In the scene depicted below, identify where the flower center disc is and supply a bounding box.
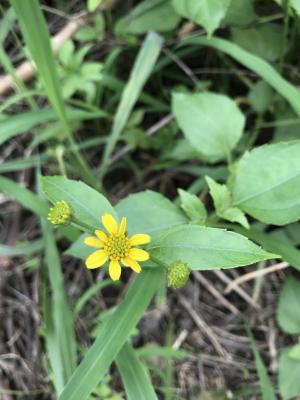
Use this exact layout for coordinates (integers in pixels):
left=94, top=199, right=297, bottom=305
left=104, top=234, right=131, bottom=260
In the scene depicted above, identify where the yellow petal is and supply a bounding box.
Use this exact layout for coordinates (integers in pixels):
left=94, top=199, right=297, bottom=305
left=129, top=248, right=149, bottom=261
left=122, top=257, right=141, bottom=273
left=119, top=217, right=127, bottom=235
left=109, top=260, right=121, bottom=281
left=130, top=234, right=151, bottom=246
left=84, top=236, right=104, bottom=248
left=95, top=230, right=108, bottom=242
left=86, top=250, right=108, bottom=269
left=102, top=214, right=118, bottom=234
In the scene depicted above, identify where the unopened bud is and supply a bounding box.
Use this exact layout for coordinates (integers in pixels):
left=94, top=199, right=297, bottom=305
left=48, top=200, right=72, bottom=225
left=167, top=260, right=191, bottom=289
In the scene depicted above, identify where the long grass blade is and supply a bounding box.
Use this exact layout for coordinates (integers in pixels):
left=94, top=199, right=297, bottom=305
left=10, top=0, right=97, bottom=186
left=247, top=328, right=276, bottom=400
left=59, top=268, right=163, bottom=400
left=100, top=31, right=164, bottom=178
left=183, top=36, right=300, bottom=116
left=116, top=342, right=158, bottom=400
left=41, top=219, right=76, bottom=393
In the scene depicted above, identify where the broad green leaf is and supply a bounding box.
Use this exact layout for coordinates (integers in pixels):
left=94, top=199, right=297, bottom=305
left=59, top=269, right=163, bottom=400
left=248, top=81, right=274, bottom=114
left=0, top=107, right=107, bottom=146
left=172, top=0, right=231, bottom=36
left=279, top=348, right=300, bottom=400
left=116, top=0, right=180, bottom=35
left=181, top=37, right=300, bottom=117
left=289, top=343, right=300, bottom=361
left=41, top=220, right=76, bottom=393
left=0, top=239, right=44, bottom=256
left=116, top=342, right=158, bottom=400
left=116, top=190, right=187, bottom=237
left=231, top=24, right=283, bottom=61
left=277, top=276, right=300, bottom=334
left=149, top=225, right=276, bottom=270
left=232, top=142, right=300, bottom=225
left=42, top=176, right=115, bottom=229
left=178, top=189, right=207, bottom=224
left=248, top=329, right=276, bottom=400
left=206, top=176, right=249, bottom=229
left=172, top=92, right=245, bottom=161
left=223, top=0, right=257, bottom=26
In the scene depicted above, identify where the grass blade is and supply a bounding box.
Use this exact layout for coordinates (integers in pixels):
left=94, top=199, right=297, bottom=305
left=0, top=239, right=44, bottom=256
left=41, top=219, right=76, bottom=393
left=100, top=31, right=164, bottom=178
left=183, top=36, right=300, bottom=116
left=59, top=268, right=163, bottom=400
left=116, top=342, right=158, bottom=400
left=0, top=176, right=48, bottom=217
left=0, top=108, right=108, bottom=146
left=10, top=0, right=97, bottom=186
left=247, top=328, right=276, bottom=400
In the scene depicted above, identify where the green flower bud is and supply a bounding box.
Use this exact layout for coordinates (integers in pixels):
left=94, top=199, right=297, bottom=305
left=167, top=260, right=191, bottom=289
left=48, top=200, right=72, bottom=225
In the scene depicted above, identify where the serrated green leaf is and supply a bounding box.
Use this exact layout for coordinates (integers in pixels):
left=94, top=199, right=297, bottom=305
left=232, top=142, right=300, bottom=225
left=206, top=176, right=249, bottom=229
left=149, top=225, right=277, bottom=270
left=172, top=0, right=231, bottom=36
left=279, top=347, right=300, bottom=400
left=42, top=176, right=115, bottom=229
left=178, top=189, right=207, bottom=224
left=116, top=190, right=187, bottom=237
left=172, top=92, right=245, bottom=161
left=277, top=276, right=300, bottom=334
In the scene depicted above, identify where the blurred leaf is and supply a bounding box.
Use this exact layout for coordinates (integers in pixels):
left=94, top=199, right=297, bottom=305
left=232, top=142, right=300, bottom=225
left=206, top=176, right=249, bottom=229
left=277, top=276, right=300, bottom=334
left=42, top=176, right=116, bottom=229
left=116, top=342, right=158, bottom=400
left=116, top=0, right=180, bottom=34
left=88, top=0, right=103, bottom=12
left=178, top=189, right=207, bottom=224
left=248, top=329, right=276, bottom=400
left=0, top=239, right=44, bottom=256
left=288, top=343, right=300, bottom=361
left=248, top=81, right=274, bottom=114
left=231, top=24, right=284, bottom=61
left=172, top=0, right=231, bottom=36
left=279, top=347, right=300, bottom=400
left=223, top=0, right=257, bottom=26
left=172, top=92, right=245, bottom=161
left=0, top=107, right=107, bottom=146
left=58, top=269, right=163, bottom=400
left=116, top=190, right=187, bottom=238
left=149, top=225, right=277, bottom=270
left=182, top=37, right=300, bottom=117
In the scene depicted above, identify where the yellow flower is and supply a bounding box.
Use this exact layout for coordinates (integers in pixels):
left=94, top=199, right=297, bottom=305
left=48, top=200, right=72, bottom=225
left=84, top=214, right=151, bottom=281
